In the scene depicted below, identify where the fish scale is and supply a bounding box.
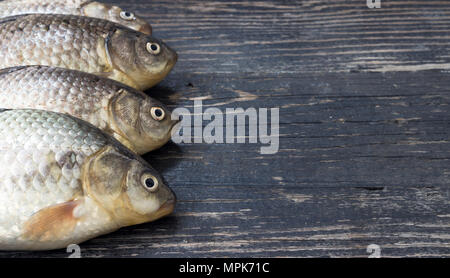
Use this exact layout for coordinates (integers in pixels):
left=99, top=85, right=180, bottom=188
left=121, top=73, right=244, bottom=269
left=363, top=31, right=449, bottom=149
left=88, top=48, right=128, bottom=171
left=0, top=0, right=87, bottom=14
left=0, top=109, right=176, bottom=250
left=0, top=14, right=177, bottom=90
left=0, top=0, right=152, bottom=34
left=0, top=66, right=178, bottom=154
left=0, top=110, right=108, bottom=237
left=0, top=14, right=113, bottom=73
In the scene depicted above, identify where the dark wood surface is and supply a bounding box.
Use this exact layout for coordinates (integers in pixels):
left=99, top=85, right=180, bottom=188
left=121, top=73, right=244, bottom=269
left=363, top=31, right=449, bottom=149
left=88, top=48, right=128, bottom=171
left=2, top=0, right=450, bottom=258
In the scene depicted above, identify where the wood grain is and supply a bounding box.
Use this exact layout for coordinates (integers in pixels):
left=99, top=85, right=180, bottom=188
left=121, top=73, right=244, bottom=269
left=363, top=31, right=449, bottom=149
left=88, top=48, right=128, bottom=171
left=1, top=0, right=450, bottom=257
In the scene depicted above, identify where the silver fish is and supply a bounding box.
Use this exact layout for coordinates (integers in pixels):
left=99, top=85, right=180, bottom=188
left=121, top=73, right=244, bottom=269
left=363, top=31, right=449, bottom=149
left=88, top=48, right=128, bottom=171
left=0, top=0, right=152, bottom=34
left=0, top=66, right=178, bottom=154
left=0, top=109, right=176, bottom=250
left=0, top=14, right=177, bottom=90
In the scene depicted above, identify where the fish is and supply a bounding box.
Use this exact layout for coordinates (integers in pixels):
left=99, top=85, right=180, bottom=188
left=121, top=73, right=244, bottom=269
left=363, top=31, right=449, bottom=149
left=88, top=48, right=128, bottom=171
left=0, top=14, right=178, bottom=90
left=0, top=0, right=152, bottom=34
left=0, top=109, right=176, bottom=251
left=0, top=66, right=179, bottom=154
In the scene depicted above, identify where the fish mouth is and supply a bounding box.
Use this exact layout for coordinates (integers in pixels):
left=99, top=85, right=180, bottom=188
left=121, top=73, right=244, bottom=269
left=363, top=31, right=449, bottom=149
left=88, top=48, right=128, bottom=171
left=139, top=24, right=152, bottom=35
left=156, top=198, right=176, bottom=218
left=143, top=197, right=175, bottom=223
left=164, top=60, right=176, bottom=73
left=172, top=51, right=178, bottom=64
left=165, top=51, right=178, bottom=71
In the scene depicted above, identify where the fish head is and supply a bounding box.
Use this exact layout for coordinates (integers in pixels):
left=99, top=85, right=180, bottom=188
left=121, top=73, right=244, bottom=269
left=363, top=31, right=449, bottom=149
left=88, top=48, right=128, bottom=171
left=84, top=146, right=176, bottom=227
left=109, top=89, right=179, bottom=154
left=82, top=1, right=152, bottom=34
left=107, top=30, right=178, bottom=90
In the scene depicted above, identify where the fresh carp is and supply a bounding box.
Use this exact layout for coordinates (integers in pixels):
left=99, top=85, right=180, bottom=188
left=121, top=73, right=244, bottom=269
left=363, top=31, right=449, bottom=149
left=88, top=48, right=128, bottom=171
left=0, top=0, right=152, bottom=34
left=0, top=14, right=177, bottom=90
left=0, top=66, right=178, bottom=154
left=0, top=109, right=176, bottom=250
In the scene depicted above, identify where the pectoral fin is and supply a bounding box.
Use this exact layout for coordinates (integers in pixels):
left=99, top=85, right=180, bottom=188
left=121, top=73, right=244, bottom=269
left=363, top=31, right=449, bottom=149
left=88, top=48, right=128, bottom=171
left=21, top=199, right=83, bottom=241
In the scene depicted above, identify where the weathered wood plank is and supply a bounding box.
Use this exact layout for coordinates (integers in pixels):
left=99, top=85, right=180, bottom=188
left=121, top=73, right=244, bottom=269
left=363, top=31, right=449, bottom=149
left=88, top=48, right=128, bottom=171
left=3, top=184, right=449, bottom=257
left=1, top=0, right=450, bottom=257
left=119, top=0, right=450, bottom=74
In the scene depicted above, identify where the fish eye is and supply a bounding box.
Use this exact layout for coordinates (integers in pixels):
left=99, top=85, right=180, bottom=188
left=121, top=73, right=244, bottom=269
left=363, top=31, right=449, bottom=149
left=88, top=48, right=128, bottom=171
left=120, top=11, right=135, bottom=21
left=146, top=42, right=161, bottom=55
left=151, top=107, right=165, bottom=121
left=141, top=173, right=159, bottom=192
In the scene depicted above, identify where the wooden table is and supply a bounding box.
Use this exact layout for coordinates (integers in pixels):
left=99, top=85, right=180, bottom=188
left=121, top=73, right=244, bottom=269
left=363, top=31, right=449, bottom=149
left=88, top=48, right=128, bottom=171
left=2, top=0, right=450, bottom=258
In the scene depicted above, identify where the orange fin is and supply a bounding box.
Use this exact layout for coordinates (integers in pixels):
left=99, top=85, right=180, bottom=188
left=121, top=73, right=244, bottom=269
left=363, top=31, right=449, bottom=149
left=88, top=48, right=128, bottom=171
left=21, top=200, right=82, bottom=242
